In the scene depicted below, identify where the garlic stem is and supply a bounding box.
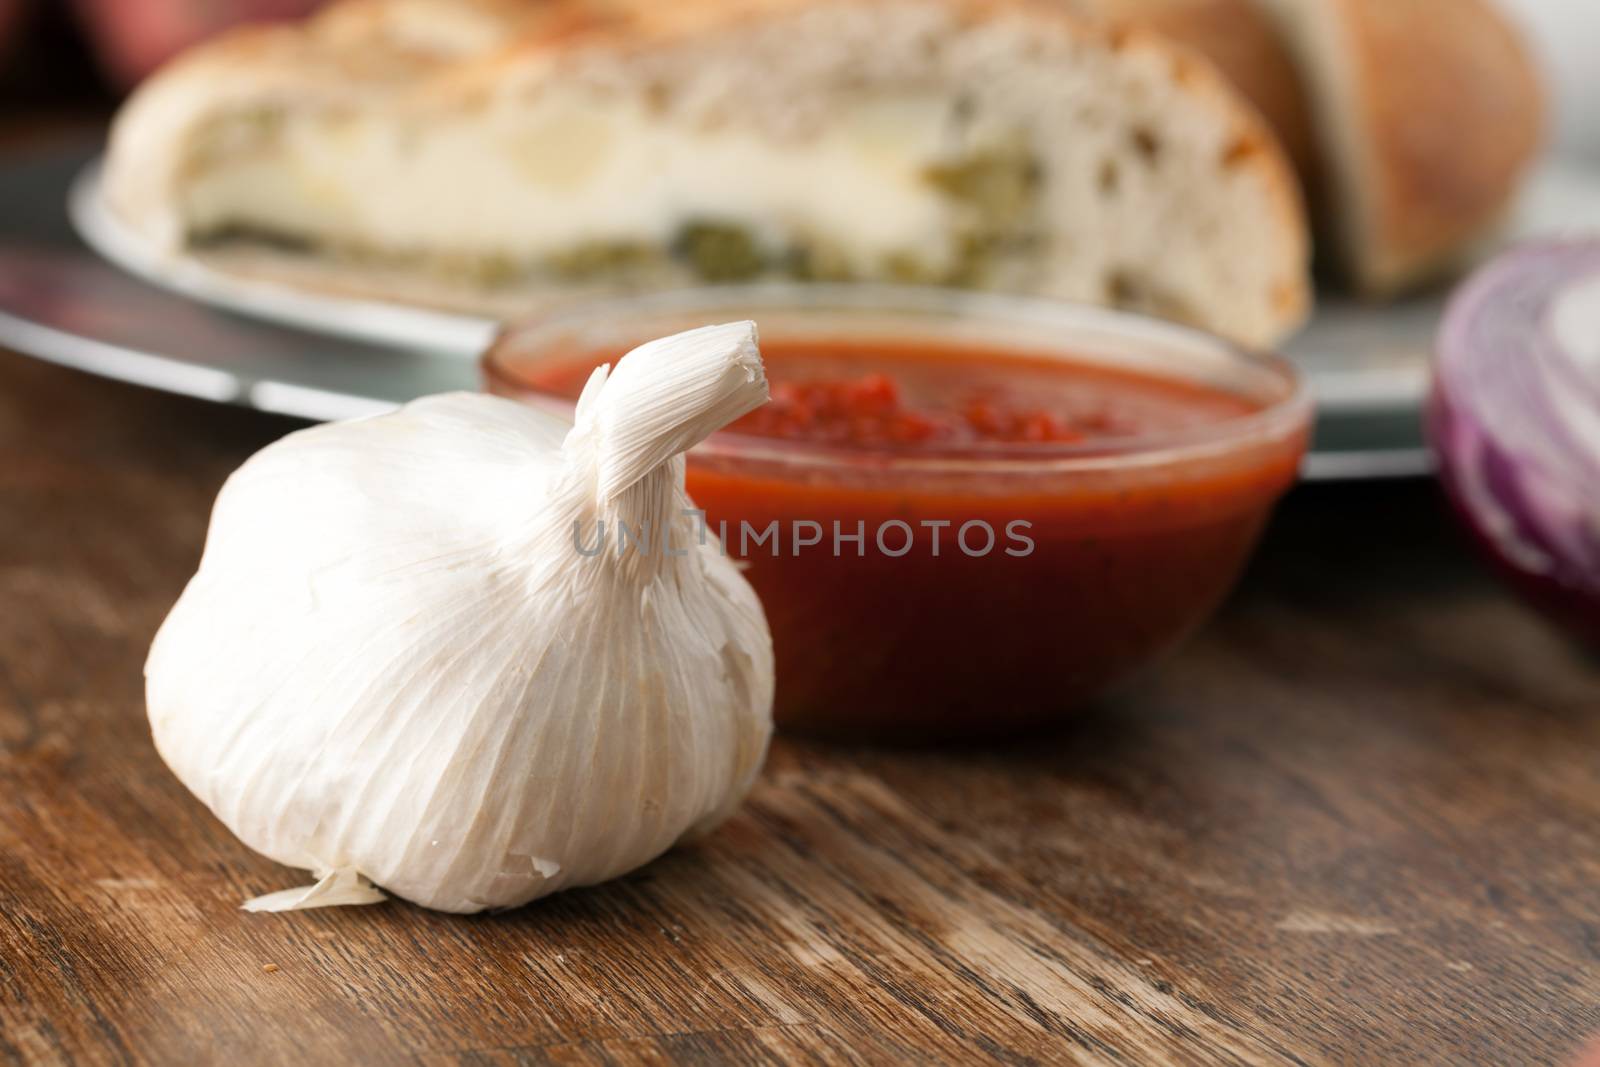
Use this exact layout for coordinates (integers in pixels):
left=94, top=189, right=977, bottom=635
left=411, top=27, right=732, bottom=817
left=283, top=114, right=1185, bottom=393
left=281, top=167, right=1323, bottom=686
left=579, top=321, right=768, bottom=505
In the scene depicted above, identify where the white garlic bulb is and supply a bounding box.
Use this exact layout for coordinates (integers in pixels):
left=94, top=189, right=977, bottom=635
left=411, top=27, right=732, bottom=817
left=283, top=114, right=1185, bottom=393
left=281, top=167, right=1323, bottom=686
left=146, top=322, right=774, bottom=914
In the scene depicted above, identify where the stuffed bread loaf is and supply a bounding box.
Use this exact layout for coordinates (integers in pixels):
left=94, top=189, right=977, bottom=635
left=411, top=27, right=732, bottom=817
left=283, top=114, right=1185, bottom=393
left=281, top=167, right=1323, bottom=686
left=103, top=0, right=1312, bottom=346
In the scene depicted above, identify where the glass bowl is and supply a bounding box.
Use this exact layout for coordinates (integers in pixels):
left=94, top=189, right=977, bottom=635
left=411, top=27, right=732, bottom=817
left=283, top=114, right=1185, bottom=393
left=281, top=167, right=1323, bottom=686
left=485, top=286, right=1312, bottom=742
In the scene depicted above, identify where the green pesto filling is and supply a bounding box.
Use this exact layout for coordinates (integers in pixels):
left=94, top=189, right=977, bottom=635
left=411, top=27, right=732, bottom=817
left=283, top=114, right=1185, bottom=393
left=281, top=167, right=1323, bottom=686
left=919, top=144, right=1046, bottom=287
left=671, top=221, right=768, bottom=282
left=189, top=144, right=1053, bottom=291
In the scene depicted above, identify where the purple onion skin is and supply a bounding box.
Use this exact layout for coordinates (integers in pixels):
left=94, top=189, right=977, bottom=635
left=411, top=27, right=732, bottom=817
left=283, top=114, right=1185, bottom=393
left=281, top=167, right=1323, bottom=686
left=1429, top=242, right=1600, bottom=649
left=1430, top=384, right=1600, bottom=647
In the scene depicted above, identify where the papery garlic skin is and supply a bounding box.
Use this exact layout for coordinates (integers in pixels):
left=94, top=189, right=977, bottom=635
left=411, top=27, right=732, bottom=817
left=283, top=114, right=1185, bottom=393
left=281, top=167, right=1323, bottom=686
left=145, top=323, right=774, bottom=914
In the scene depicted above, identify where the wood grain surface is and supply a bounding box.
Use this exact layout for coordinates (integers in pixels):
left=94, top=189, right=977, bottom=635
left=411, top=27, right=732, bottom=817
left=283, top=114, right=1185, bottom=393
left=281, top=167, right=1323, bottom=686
left=3, top=347, right=1600, bottom=1066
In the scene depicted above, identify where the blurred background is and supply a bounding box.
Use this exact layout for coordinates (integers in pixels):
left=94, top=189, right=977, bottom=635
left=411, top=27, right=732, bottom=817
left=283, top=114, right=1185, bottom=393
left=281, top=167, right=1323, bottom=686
left=1501, top=0, right=1600, bottom=164
left=0, top=0, right=1594, bottom=162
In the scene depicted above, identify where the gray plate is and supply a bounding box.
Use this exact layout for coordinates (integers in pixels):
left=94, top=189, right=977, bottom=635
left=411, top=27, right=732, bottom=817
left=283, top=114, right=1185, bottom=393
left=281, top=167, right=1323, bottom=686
left=0, top=140, right=472, bottom=419
left=11, top=138, right=1594, bottom=478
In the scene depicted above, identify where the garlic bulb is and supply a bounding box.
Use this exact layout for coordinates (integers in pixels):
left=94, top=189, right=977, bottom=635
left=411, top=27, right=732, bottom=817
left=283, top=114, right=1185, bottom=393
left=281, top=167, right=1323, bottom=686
left=145, top=322, right=774, bottom=914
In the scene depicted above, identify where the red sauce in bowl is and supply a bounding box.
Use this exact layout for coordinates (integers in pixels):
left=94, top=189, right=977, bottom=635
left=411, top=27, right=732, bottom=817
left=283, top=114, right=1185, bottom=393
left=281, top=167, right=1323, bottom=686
left=537, top=340, right=1259, bottom=449
left=499, top=329, right=1309, bottom=742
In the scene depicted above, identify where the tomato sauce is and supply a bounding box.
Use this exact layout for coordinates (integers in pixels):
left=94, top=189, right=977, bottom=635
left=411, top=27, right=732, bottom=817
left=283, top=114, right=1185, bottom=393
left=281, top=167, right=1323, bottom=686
left=513, top=337, right=1306, bottom=742
left=533, top=340, right=1259, bottom=450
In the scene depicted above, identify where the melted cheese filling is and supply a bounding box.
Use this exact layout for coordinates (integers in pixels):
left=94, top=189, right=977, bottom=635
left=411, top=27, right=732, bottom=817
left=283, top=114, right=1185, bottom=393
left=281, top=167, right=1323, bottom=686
left=182, top=95, right=969, bottom=278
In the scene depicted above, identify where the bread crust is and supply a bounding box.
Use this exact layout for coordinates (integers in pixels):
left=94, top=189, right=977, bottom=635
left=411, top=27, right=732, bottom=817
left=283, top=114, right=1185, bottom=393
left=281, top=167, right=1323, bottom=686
left=102, top=0, right=1311, bottom=343
left=104, top=0, right=617, bottom=244
left=1333, top=0, right=1544, bottom=296
left=1075, top=0, right=1543, bottom=296
left=1061, top=0, right=1319, bottom=187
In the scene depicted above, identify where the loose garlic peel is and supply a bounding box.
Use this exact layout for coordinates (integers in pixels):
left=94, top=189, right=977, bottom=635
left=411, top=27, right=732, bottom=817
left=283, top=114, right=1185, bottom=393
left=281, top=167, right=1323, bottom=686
left=145, top=322, right=775, bottom=914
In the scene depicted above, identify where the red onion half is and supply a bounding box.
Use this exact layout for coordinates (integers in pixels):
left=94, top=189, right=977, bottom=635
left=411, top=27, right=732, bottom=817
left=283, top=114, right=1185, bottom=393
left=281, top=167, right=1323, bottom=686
left=1431, top=241, right=1600, bottom=646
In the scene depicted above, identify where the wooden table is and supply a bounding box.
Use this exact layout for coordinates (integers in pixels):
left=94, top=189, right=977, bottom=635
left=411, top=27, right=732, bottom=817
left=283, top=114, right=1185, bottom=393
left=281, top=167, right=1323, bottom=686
left=3, top=347, right=1599, bottom=1067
